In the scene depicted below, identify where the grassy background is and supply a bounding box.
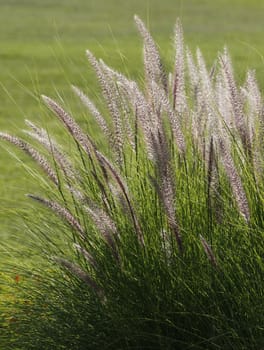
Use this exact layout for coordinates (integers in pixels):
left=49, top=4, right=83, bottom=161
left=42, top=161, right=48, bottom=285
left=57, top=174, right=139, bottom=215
left=1, top=0, right=264, bottom=252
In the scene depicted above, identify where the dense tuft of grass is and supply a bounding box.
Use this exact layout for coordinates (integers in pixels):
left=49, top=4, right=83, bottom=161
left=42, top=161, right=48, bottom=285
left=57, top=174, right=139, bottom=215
left=1, top=15, right=264, bottom=349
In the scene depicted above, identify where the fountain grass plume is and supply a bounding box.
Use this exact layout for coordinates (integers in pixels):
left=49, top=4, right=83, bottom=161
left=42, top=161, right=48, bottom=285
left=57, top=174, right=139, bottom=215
left=1, top=15, right=264, bottom=350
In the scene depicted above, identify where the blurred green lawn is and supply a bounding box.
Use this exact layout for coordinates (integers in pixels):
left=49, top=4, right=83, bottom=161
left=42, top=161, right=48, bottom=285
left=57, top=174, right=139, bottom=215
left=1, top=0, right=264, bottom=237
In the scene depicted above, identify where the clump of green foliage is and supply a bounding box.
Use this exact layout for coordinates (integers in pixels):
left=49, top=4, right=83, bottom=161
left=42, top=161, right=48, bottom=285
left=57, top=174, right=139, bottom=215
left=1, top=15, right=263, bottom=349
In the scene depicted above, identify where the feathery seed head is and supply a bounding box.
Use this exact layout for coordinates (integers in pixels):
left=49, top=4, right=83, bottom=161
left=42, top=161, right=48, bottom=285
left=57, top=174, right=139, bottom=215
left=199, top=235, right=218, bottom=267
left=134, top=15, right=167, bottom=92
left=27, top=194, right=86, bottom=239
left=42, top=95, right=94, bottom=157
left=0, top=132, right=59, bottom=186
left=54, top=257, right=104, bottom=299
left=218, top=138, right=250, bottom=222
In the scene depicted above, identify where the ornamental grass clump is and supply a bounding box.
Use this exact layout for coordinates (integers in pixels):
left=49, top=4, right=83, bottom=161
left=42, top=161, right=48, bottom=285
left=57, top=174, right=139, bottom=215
left=1, top=15, right=264, bottom=350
